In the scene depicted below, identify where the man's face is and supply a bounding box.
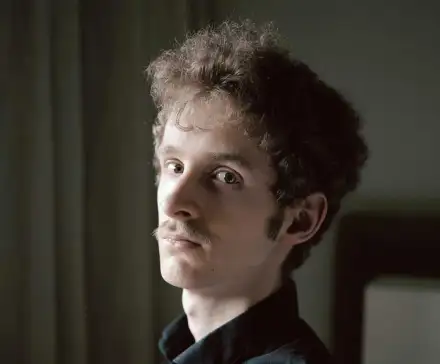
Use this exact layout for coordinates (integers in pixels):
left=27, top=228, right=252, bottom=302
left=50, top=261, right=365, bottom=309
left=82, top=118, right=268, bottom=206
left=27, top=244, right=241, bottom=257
left=154, top=97, right=290, bottom=290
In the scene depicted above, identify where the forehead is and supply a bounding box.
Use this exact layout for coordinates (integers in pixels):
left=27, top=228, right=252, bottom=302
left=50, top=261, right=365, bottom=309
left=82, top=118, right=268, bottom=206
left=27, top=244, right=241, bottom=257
left=158, top=97, right=272, bottom=170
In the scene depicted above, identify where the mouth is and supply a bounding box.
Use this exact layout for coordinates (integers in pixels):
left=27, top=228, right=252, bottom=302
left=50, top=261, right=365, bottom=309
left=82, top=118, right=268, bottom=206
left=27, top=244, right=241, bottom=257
left=163, top=235, right=201, bottom=249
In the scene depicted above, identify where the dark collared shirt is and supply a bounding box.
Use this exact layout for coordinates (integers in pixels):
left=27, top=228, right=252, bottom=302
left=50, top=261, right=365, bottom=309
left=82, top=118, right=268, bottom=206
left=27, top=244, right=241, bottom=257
left=159, top=279, right=332, bottom=363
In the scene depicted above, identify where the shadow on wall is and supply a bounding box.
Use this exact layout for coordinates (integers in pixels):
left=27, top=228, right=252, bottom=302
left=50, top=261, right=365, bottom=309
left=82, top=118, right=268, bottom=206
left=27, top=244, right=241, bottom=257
left=333, top=210, right=440, bottom=364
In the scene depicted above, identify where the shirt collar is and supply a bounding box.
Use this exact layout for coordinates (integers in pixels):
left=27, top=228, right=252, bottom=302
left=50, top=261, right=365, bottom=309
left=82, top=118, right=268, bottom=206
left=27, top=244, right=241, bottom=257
left=159, top=279, right=301, bottom=363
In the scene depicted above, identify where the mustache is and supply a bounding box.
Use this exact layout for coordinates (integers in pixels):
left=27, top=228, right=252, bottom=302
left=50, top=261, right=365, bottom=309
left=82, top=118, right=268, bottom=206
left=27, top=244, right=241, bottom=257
left=152, top=220, right=213, bottom=245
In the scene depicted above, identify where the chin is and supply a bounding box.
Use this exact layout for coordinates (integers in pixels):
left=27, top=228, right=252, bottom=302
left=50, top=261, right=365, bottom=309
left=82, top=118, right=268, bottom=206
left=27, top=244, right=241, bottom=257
left=161, top=273, right=192, bottom=289
left=160, top=260, right=211, bottom=290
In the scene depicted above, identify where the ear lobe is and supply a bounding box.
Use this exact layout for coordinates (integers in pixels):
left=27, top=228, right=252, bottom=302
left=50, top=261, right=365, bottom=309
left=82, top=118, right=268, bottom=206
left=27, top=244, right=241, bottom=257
left=286, top=193, right=328, bottom=245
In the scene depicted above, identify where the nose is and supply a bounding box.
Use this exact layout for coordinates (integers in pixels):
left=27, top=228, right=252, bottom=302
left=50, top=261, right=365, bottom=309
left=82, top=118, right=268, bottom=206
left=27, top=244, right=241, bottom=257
left=160, top=176, right=201, bottom=221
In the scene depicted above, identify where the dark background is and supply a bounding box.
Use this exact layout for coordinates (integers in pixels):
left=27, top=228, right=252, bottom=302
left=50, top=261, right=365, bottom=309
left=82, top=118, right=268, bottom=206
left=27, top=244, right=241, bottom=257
left=2, top=1, right=439, bottom=363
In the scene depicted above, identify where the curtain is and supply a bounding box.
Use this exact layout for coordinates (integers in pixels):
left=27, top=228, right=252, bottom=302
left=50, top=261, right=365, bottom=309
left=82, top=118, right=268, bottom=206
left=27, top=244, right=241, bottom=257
left=1, top=0, right=214, bottom=363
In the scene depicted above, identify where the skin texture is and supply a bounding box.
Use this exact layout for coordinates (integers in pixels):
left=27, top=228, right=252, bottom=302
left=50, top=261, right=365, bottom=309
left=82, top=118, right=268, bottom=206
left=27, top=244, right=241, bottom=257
left=154, top=96, right=327, bottom=341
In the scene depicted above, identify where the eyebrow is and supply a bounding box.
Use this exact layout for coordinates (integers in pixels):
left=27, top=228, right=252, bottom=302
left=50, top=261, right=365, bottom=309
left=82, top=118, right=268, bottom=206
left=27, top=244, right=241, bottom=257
left=210, top=152, right=254, bottom=170
left=156, top=145, right=254, bottom=170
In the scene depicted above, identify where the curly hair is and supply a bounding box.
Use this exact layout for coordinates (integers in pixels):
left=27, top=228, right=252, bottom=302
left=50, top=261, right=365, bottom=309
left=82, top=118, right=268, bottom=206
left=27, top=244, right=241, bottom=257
left=146, top=20, right=368, bottom=275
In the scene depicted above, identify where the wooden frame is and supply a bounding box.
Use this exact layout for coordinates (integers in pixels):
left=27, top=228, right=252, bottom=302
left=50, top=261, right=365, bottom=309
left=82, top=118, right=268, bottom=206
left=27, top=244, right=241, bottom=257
left=333, top=212, right=440, bottom=364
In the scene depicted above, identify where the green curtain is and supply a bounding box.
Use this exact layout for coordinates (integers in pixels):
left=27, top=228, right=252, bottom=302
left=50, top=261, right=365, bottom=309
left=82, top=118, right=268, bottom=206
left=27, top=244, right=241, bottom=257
left=1, top=0, right=215, bottom=363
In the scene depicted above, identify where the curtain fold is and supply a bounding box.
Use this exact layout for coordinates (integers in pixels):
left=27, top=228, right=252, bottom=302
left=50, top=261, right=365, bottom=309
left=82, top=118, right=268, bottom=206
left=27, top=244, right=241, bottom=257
left=82, top=0, right=155, bottom=362
left=52, top=1, right=87, bottom=363
left=7, top=0, right=85, bottom=363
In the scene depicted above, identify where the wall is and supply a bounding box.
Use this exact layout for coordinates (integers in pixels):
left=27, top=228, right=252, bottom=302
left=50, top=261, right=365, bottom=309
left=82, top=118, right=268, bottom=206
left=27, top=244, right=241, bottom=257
left=363, top=278, right=440, bottom=364
left=214, top=0, right=440, bottom=349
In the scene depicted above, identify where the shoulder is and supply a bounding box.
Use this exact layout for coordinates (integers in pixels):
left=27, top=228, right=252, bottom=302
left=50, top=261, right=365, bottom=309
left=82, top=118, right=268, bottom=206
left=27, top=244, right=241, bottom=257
left=245, top=344, right=332, bottom=364
left=245, top=319, right=333, bottom=364
left=245, top=341, right=332, bottom=363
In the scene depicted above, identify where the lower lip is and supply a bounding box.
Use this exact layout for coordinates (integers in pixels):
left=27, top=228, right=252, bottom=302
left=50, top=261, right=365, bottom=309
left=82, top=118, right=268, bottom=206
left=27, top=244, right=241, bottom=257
left=165, top=239, right=200, bottom=249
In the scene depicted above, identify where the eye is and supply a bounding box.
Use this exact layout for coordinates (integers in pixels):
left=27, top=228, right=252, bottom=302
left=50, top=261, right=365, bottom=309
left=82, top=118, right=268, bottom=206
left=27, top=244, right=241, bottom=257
left=214, top=170, right=241, bottom=185
left=165, top=161, right=184, bottom=174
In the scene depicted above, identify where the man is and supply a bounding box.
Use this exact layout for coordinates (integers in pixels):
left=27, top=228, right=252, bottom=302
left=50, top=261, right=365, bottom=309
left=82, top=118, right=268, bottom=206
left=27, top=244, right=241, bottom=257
left=148, top=20, right=368, bottom=363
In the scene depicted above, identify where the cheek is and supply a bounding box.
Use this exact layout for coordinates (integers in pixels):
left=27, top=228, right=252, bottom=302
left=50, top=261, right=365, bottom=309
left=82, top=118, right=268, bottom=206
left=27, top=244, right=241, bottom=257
left=214, top=210, right=275, bottom=268
left=156, top=184, right=163, bottom=207
left=213, top=194, right=273, bottom=239
left=156, top=175, right=173, bottom=203
left=156, top=181, right=169, bottom=218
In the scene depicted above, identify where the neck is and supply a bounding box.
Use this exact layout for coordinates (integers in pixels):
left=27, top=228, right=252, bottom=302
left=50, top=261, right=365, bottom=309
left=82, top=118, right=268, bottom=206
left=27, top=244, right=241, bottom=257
left=182, top=269, right=283, bottom=342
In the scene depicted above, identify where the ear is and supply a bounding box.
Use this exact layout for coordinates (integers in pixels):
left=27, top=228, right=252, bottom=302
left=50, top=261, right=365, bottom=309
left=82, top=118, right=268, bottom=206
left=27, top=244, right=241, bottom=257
left=284, top=193, right=328, bottom=246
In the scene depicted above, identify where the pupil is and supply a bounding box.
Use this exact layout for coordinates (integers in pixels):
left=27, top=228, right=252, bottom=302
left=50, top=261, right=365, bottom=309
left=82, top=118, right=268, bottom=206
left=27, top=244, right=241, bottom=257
left=225, top=172, right=235, bottom=183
